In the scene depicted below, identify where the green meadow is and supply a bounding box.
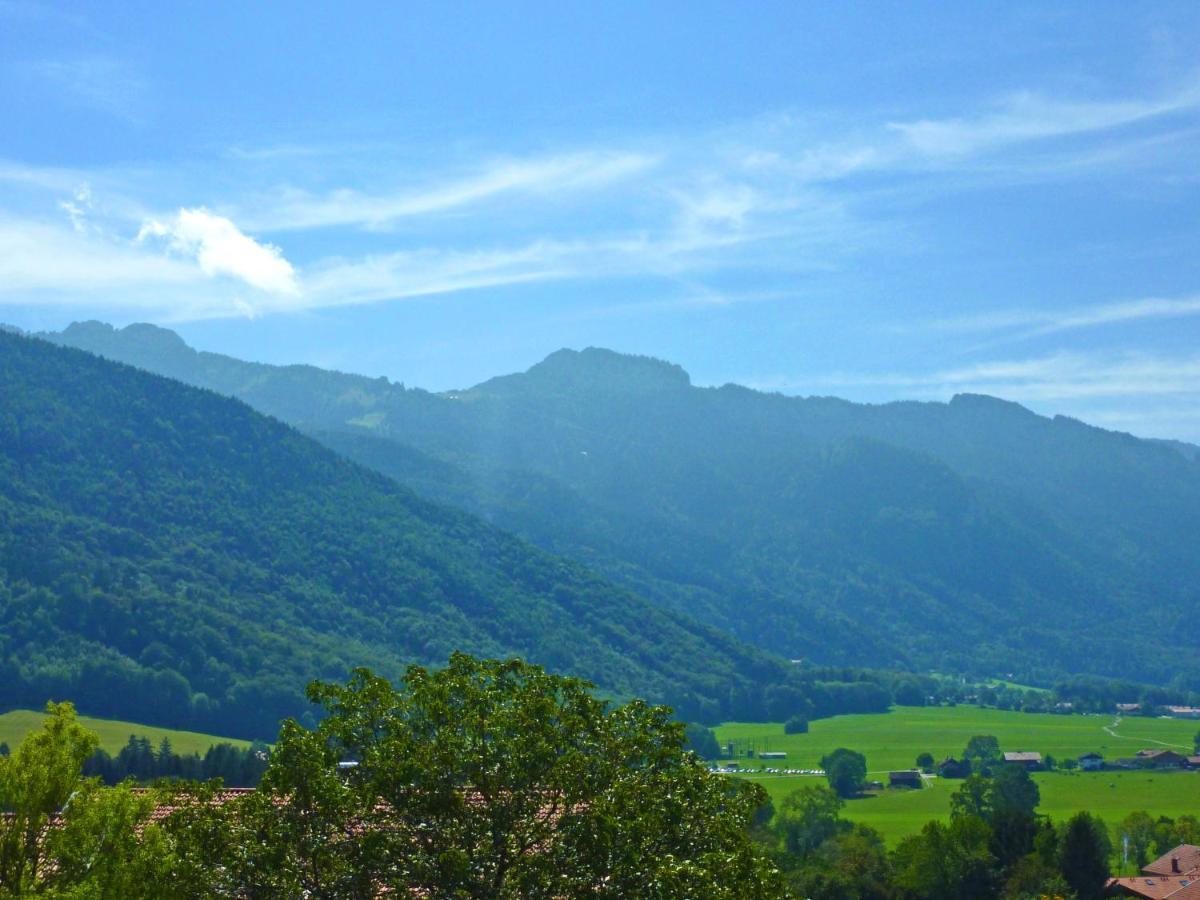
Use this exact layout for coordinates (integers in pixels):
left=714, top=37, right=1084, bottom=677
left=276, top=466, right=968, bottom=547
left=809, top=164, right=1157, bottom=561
left=716, top=706, right=1200, bottom=847
left=0, top=709, right=250, bottom=756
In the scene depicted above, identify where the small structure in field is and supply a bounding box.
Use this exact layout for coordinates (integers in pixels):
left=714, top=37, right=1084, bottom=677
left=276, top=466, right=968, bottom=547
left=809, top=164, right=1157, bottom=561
left=1078, top=752, right=1104, bottom=771
left=888, top=770, right=923, bottom=789
left=1002, top=751, right=1043, bottom=770
left=1135, top=749, right=1188, bottom=769
left=936, top=757, right=971, bottom=779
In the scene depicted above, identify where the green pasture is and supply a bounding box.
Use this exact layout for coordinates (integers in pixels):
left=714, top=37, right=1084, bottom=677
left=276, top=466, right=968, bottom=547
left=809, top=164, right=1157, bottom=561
left=715, top=705, right=1196, bottom=773
left=717, top=706, right=1200, bottom=846
left=0, top=709, right=249, bottom=756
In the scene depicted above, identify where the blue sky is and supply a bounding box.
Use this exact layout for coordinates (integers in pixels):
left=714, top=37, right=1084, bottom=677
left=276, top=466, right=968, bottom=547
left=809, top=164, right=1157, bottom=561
left=3, top=2, right=1200, bottom=440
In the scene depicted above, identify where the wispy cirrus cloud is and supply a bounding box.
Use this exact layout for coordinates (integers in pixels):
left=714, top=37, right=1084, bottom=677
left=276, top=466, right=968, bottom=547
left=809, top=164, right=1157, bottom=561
left=1, top=71, right=1198, bottom=328
left=928, top=293, right=1200, bottom=340
left=238, top=151, right=659, bottom=232
left=22, top=55, right=148, bottom=122
left=758, top=351, right=1200, bottom=404
left=887, top=79, right=1200, bottom=158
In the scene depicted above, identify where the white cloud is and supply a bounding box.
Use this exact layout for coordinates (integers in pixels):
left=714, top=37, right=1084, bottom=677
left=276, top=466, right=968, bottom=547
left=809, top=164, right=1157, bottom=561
left=58, top=183, right=93, bottom=233
left=0, top=215, right=195, bottom=294
left=241, top=151, right=658, bottom=232
left=774, top=352, right=1200, bottom=403
left=888, top=80, right=1200, bottom=157
left=138, top=208, right=299, bottom=295
left=929, top=293, right=1200, bottom=340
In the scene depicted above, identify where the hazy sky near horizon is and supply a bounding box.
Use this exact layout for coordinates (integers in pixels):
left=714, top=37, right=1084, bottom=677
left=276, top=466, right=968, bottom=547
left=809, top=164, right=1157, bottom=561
left=3, top=2, right=1200, bottom=439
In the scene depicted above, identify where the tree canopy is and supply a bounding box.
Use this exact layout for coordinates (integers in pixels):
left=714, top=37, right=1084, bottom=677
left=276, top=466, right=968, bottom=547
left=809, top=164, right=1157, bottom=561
left=160, top=654, right=787, bottom=897
left=819, top=748, right=867, bottom=798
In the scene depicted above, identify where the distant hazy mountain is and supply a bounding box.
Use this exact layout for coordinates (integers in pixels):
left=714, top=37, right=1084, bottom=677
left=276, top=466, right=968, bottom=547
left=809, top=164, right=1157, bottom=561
left=0, top=329, right=798, bottom=738
left=47, top=321, right=1200, bottom=689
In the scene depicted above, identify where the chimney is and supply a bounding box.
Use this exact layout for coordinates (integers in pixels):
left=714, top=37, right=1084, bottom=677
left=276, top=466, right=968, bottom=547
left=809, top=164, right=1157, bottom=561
left=1172, top=857, right=1180, bottom=874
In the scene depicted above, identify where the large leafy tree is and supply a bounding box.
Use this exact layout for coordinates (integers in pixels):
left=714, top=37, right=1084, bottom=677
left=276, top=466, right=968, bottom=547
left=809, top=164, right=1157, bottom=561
left=773, top=784, right=847, bottom=858
left=891, top=815, right=997, bottom=900
left=962, top=735, right=1002, bottom=773
left=0, top=701, right=99, bottom=890
left=1119, top=810, right=1156, bottom=870
left=820, top=748, right=867, bottom=798
left=0, top=702, right=170, bottom=897
left=162, top=654, right=787, bottom=898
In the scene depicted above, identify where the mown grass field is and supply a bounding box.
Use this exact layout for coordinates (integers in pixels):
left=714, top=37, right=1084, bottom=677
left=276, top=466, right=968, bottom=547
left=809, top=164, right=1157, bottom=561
left=0, top=709, right=249, bottom=756
left=716, top=706, right=1200, bottom=847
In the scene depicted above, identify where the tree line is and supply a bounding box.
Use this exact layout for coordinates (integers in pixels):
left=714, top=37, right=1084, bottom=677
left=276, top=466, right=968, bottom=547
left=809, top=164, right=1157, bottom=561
left=1, top=655, right=1192, bottom=898
left=81, top=735, right=269, bottom=787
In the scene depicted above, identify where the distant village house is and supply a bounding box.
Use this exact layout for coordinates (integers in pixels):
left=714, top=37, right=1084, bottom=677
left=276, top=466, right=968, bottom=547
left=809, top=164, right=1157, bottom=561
left=1002, top=751, right=1043, bottom=770
left=1078, top=752, right=1104, bottom=771
left=888, top=770, right=923, bottom=789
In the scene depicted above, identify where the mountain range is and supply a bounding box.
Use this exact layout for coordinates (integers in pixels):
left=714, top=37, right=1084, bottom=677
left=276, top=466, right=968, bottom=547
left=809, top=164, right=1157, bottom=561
left=0, top=329, right=803, bottom=738
left=40, top=321, right=1200, bottom=692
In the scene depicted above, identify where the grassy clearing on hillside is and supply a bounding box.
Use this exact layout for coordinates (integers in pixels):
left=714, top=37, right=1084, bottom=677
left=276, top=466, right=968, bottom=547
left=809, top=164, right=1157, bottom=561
left=717, top=707, right=1200, bottom=847
left=0, top=709, right=249, bottom=756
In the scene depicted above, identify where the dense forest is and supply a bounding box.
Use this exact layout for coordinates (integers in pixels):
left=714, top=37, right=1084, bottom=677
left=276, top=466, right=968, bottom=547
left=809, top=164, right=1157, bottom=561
left=0, top=330, right=819, bottom=737
left=47, top=321, right=1200, bottom=690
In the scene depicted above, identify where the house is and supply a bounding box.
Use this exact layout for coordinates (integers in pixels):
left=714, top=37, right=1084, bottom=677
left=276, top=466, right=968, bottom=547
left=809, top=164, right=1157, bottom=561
left=1079, top=752, right=1104, bottom=771
left=1167, top=707, right=1200, bottom=720
left=1106, top=875, right=1200, bottom=898
left=1117, top=703, right=1143, bottom=714
left=936, top=757, right=971, bottom=779
left=1187, top=756, right=1200, bottom=770
left=888, top=770, right=923, bottom=789
left=1144, top=845, right=1200, bottom=878
left=1136, top=749, right=1188, bottom=769
left=1002, top=751, right=1043, bottom=770
left=1107, top=844, right=1200, bottom=897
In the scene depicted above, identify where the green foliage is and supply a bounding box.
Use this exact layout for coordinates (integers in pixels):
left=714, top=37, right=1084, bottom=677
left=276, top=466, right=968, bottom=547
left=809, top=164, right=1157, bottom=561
left=683, top=722, right=721, bottom=759
left=0, top=702, right=99, bottom=890
left=1119, top=810, right=1156, bottom=869
left=773, top=784, right=848, bottom=858
left=0, top=702, right=170, bottom=897
left=784, top=715, right=809, bottom=734
left=0, top=330, right=797, bottom=737
left=916, top=751, right=934, bottom=770
left=82, top=735, right=269, bottom=786
left=787, top=823, right=892, bottom=900
left=1057, top=812, right=1112, bottom=900
left=820, top=748, right=867, bottom=798
left=963, top=734, right=1002, bottom=772
left=50, top=323, right=1200, bottom=689
left=159, top=654, right=787, bottom=897
left=891, top=815, right=997, bottom=900
left=43, top=781, right=172, bottom=898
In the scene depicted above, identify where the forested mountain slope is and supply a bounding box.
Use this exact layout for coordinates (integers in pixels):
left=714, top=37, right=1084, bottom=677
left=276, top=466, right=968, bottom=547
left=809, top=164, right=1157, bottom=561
left=46, top=322, right=1200, bottom=689
left=0, top=330, right=798, bottom=738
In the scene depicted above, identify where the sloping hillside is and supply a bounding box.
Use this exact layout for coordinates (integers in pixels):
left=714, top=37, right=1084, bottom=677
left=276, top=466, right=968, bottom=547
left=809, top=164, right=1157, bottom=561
left=0, top=330, right=795, bottom=738
left=45, top=323, right=1200, bottom=689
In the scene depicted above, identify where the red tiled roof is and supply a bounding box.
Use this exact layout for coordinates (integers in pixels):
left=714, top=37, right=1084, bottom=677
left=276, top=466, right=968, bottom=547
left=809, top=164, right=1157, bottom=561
left=1106, top=876, right=1194, bottom=899
left=1145, top=845, right=1200, bottom=878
